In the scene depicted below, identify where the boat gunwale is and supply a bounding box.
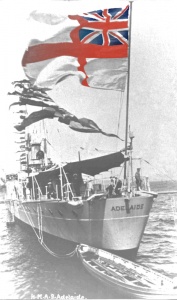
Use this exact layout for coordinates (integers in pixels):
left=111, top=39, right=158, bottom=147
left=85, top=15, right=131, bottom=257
left=81, top=256, right=177, bottom=298
left=78, top=245, right=176, bottom=297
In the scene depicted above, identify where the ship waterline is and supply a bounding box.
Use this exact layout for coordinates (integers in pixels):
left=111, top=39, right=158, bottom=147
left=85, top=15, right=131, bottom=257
left=9, top=194, right=154, bottom=259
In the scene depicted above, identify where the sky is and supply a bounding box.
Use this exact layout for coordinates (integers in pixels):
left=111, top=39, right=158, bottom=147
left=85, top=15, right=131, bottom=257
left=0, top=0, right=177, bottom=181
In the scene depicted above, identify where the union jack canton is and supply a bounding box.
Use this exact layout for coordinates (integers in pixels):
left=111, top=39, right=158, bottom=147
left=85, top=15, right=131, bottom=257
left=77, top=6, right=129, bottom=49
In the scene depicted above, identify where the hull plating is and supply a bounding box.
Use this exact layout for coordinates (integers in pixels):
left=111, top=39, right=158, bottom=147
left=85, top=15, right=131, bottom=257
left=12, top=195, right=153, bottom=255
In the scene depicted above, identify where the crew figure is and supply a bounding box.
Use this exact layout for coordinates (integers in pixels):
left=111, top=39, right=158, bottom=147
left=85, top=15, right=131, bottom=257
left=22, top=181, right=27, bottom=199
left=72, top=173, right=81, bottom=196
left=36, top=149, right=44, bottom=160
left=106, top=184, right=114, bottom=197
left=106, top=177, right=115, bottom=197
left=135, top=168, right=142, bottom=190
left=47, top=180, right=56, bottom=199
left=115, top=179, right=122, bottom=197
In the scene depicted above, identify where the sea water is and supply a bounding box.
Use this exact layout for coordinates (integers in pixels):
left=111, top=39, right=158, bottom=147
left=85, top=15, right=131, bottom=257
left=0, top=181, right=177, bottom=299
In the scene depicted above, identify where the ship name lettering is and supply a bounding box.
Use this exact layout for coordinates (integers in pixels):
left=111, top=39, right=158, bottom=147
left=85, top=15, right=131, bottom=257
left=111, top=204, right=144, bottom=211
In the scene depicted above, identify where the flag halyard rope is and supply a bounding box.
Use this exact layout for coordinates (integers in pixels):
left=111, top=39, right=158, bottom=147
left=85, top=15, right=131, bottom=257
left=21, top=201, right=77, bottom=258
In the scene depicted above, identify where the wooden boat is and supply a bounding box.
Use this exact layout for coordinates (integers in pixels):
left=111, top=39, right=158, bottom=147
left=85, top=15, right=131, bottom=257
left=77, top=244, right=177, bottom=299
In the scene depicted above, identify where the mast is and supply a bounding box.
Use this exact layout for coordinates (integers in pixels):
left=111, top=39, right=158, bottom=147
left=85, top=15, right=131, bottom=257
left=124, top=1, right=133, bottom=181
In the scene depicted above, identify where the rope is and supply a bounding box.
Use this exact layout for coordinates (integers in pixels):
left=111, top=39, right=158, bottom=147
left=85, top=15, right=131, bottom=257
left=34, top=176, right=43, bottom=198
left=37, top=204, right=76, bottom=258
left=62, top=168, right=74, bottom=198
left=21, top=201, right=77, bottom=258
left=118, top=165, right=124, bottom=178
left=143, top=159, right=176, bottom=183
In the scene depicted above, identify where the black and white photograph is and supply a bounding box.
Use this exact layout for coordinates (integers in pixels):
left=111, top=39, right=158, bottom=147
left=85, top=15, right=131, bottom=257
left=0, top=0, right=177, bottom=299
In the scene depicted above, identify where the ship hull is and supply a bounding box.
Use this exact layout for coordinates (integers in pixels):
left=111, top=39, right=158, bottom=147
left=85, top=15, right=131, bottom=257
left=10, top=195, right=153, bottom=260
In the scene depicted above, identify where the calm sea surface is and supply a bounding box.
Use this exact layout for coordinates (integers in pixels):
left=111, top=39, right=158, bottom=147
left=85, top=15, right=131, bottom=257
left=0, top=181, right=177, bottom=299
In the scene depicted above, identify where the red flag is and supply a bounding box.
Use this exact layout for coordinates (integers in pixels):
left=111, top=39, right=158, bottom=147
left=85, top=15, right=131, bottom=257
left=22, top=7, right=129, bottom=91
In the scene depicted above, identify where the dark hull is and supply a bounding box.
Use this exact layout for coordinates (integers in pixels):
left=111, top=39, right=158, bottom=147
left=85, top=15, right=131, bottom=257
left=14, top=215, right=139, bottom=260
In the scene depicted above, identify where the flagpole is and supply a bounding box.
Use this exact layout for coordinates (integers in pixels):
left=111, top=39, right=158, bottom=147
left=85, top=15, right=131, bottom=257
left=124, top=0, right=133, bottom=182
